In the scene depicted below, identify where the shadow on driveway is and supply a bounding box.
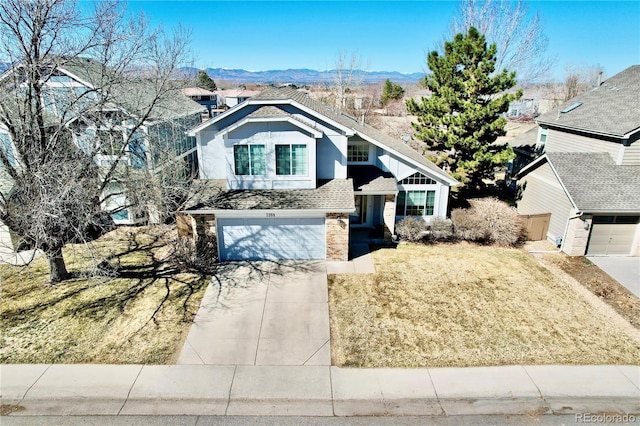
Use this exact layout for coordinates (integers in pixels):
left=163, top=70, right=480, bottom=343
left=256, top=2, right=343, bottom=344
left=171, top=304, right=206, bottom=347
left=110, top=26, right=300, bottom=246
left=177, top=261, right=331, bottom=366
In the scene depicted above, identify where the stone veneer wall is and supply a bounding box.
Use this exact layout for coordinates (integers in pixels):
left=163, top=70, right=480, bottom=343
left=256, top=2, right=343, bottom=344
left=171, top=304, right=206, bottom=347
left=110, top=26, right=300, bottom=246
left=326, top=213, right=349, bottom=261
left=193, top=214, right=217, bottom=238
left=382, top=194, right=396, bottom=241
left=562, top=215, right=591, bottom=256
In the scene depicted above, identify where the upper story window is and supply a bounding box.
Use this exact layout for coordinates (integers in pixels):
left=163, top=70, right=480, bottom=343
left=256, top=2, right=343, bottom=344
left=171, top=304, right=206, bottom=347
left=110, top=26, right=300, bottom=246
left=347, top=144, right=369, bottom=162
left=399, top=172, right=436, bottom=185
left=539, top=128, right=548, bottom=144
left=276, top=144, right=307, bottom=175
left=395, top=190, right=435, bottom=216
left=234, top=144, right=265, bottom=175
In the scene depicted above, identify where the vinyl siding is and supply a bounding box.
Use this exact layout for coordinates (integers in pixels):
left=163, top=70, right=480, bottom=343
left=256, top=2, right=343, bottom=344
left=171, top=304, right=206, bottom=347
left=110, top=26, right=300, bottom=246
left=621, top=140, right=640, bottom=165
left=517, top=162, right=574, bottom=242
left=546, top=129, right=621, bottom=162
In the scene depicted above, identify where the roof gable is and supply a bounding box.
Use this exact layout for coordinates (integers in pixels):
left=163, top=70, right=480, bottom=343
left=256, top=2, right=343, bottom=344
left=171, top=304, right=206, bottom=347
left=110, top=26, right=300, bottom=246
left=521, top=152, right=640, bottom=213
left=537, top=65, right=640, bottom=138
left=190, top=87, right=458, bottom=185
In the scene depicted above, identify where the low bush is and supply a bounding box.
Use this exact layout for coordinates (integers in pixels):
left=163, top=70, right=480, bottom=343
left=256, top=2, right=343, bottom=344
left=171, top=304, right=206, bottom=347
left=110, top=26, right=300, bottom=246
left=395, top=217, right=427, bottom=242
left=427, top=217, right=454, bottom=241
left=451, top=197, right=525, bottom=247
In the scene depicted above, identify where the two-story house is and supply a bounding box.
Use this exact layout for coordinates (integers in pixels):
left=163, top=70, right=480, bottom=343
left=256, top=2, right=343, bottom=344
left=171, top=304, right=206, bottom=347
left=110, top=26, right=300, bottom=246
left=181, top=87, right=458, bottom=261
left=516, top=65, right=640, bottom=256
left=0, top=57, right=205, bottom=251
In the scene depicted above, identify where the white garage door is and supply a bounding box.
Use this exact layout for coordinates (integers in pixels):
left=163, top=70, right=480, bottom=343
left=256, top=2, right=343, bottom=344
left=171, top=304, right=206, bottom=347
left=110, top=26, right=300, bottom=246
left=217, top=217, right=326, bottom=261
left=587, top=216, right=639, bottom=256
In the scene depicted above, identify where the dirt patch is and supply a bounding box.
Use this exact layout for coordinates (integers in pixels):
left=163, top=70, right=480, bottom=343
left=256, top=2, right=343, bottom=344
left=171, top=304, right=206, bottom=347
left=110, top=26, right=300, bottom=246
left=0, top=405, right=25, bottom=416
left=537, top=253, right=640, bottom=330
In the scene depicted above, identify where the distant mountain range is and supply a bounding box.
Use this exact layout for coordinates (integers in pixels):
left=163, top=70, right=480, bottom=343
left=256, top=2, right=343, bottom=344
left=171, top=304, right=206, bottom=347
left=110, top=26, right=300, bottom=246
left=0, top=61, right=424, bottom=85
left=188, top=67, right=424, bottom=85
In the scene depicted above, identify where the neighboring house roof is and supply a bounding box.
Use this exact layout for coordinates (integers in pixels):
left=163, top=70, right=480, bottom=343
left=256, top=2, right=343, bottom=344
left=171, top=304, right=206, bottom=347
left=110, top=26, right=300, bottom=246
left=182, top=87, right=216, bottom=97
left=536, top=65, right=640, bottom=138
left=190, top=86, right=457, bottom=185
left=518, top=152, right=640, bottom=213
left=52, top=57, right=205, bottom=120
left=218, top=89, right=261, bottom=98
left=507, top=127, right=538, bottom=150
left=185, top=178, right=355, bottom=212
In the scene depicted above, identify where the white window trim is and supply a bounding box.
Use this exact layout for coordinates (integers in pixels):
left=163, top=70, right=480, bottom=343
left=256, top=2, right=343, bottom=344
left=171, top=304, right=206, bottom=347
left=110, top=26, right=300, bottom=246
left=275, top=143, right=309, bottom=177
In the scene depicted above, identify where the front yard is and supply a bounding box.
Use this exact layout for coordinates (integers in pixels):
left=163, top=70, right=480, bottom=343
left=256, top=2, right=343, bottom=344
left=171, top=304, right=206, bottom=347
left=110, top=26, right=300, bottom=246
left=0, top=226, right=208, bottom=364
left=329, top=242, right=640, bottom=368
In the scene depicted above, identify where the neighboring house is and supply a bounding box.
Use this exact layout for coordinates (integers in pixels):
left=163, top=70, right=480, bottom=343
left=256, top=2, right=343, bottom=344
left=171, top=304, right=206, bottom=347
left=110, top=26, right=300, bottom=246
left=506, top=85, right=563, bottom=120
left=0, top=57, right=205, bottom=250
left=504, top=126, right=543, bottom=189
left=182, top=87, right=219, bottom=120
left=181, top=87, right=458, bottom=261
left=217, top=89, right=261, bottom=108
left=516, top=65, right=640, bottom=256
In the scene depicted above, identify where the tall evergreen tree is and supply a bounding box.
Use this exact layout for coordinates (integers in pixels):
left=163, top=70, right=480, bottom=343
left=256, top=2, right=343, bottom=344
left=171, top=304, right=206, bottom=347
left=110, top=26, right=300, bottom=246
left=406, top=27, right=521, bottom=193
left=195, top=70, right=217, bottom=91
left=380, top=79, right=404, bottom=106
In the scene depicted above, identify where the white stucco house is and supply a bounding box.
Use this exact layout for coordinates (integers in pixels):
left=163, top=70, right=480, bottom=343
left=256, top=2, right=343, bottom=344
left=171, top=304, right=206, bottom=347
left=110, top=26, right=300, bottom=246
left=180, top=87, right=458, bottom=261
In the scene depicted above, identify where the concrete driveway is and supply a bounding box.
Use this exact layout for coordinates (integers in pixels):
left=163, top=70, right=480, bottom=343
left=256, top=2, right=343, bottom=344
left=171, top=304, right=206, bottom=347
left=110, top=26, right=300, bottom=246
left=177, top=261, right=330, bottom=366
left=587, top=256, right=640, bottom=297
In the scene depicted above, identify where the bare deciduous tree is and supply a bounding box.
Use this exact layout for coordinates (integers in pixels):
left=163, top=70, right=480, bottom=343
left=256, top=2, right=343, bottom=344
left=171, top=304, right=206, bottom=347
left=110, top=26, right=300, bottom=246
left=0, top=0, right=197, bottom=283
left=331, top=50, right=365, bottom=111
left=562, top=64, right=604, bottom=101
left=451, top=0, right=554, bottom=84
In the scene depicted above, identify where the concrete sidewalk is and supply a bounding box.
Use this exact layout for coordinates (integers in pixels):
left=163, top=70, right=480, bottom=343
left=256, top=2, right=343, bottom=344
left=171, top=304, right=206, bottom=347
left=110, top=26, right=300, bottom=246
left=1, top=364, right=638, bottom=417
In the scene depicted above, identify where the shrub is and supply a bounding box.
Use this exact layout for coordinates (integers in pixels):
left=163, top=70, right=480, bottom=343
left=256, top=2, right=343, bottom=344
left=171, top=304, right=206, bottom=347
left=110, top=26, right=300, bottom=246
left=427, top=217, right=454, bottom=241
left=451, top=197, right=525, bottom=246
left=395, top=217, right=427, bottom=242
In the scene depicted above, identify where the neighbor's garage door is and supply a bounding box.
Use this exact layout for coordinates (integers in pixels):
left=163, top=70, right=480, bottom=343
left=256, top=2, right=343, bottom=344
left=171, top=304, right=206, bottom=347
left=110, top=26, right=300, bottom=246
left=587, top=216, right=639, bottom=256
left=217, top=217, right=326, bottom=261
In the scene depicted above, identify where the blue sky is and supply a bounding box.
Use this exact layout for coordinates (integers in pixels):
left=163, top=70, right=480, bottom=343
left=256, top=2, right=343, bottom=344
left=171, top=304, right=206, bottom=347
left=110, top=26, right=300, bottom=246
left=129, top=1, right=639, bottom=81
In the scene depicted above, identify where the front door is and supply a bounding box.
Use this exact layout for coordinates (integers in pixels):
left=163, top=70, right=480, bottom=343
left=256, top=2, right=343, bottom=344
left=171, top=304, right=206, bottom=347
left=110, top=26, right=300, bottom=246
left=351, top=195, right=368, bottom=225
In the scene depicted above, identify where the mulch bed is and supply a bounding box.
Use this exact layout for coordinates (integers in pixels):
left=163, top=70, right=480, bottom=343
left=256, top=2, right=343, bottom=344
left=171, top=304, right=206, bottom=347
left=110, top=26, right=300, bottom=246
left=557, top=256, right=640, bottom=330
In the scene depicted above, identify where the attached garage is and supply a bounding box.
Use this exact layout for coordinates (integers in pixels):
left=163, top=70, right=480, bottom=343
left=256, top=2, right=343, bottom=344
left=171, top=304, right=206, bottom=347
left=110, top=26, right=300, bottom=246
left=217, top=217, right=326, bottom=261
left=587, top=216, right=640, bottom=256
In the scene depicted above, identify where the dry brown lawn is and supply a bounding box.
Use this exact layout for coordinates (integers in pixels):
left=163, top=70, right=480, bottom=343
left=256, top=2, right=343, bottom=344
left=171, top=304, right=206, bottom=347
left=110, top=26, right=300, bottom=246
left=0, top=226, right=208, bottom=364
left=328, top=242, right=640, bottom=368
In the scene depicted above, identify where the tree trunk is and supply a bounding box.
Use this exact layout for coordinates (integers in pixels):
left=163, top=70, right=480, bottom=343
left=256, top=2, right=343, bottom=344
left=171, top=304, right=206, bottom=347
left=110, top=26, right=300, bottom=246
left=48, top=248, right=69, bottom=284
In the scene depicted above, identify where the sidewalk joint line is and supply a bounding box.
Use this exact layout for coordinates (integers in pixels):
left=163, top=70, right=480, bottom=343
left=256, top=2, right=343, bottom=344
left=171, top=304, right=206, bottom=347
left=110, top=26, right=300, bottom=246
left=117, top=365, right=143, bottom=415
left=329, top=365, right=335, bottom=416
left=302, top=338, right=330, bottom=366
left=253, top=264, right=271, bottom=365
left=614, top=365, right=640, bottom=391
left=225, top=365, right=237, bottom=415
left=521, top=365, right=553, bottom=414
left=18, top=363, right=52, bottom=404
left=426, top=368, right=446, bottom=416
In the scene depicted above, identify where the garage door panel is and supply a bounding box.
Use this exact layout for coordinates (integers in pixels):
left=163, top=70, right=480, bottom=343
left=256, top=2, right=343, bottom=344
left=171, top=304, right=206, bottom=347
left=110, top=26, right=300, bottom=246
left=218, top=217, right=325, bottom=261
left=587, top=222, right=638, bottom=256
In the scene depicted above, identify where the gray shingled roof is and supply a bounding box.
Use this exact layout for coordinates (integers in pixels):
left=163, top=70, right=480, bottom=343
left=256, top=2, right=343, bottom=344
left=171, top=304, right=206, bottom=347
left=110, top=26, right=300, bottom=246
left=185, top=178, right=355, bottom=212
left=537, top=66, right=640, bottom=137
left=508, top=127, right=538, bottom=149
left=60, top=57, right=205, bottom=120
left=546, top=152, right=640, bottom=212
left=348, top=165, right=397, bottom=193
left=252, top=87, right=456, bottom=184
